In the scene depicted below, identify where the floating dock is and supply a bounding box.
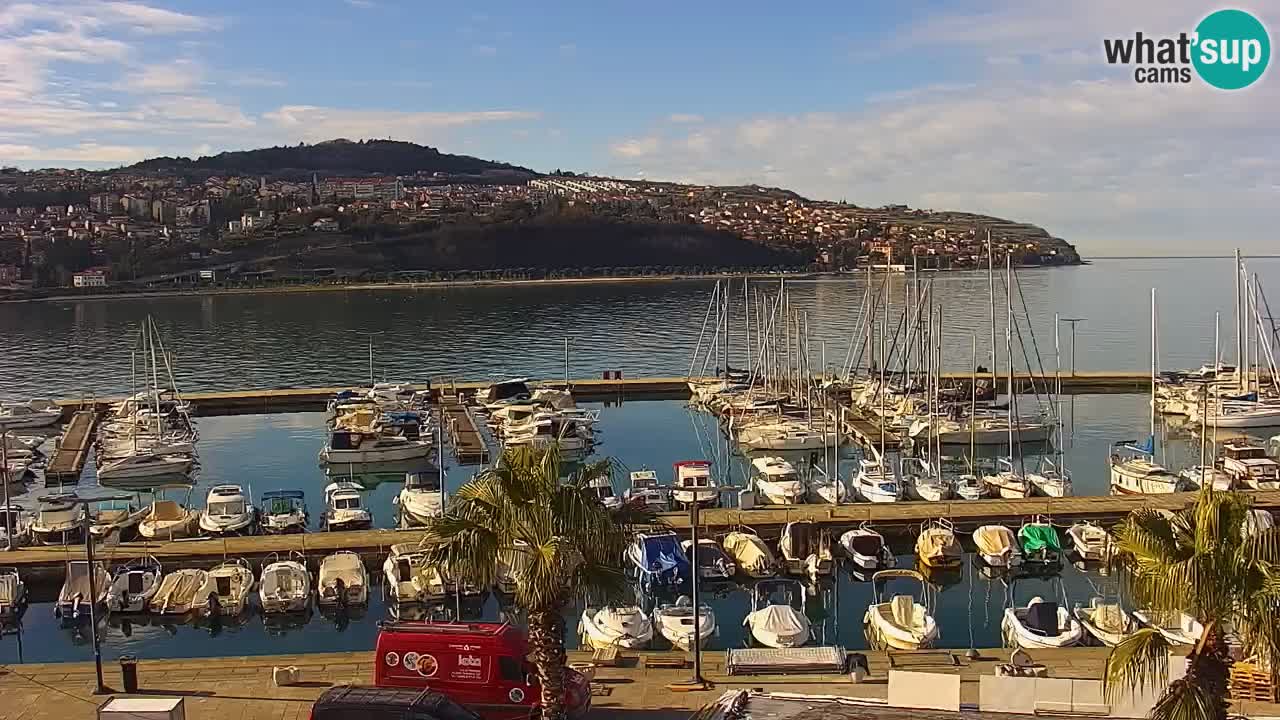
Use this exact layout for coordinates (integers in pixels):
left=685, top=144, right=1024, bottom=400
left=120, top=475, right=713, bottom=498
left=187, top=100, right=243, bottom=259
left=43, top=409, right=98, bottom=484
left=837, top=406, right=903, bottom=451
left=440, top=389, right=490, bottom=464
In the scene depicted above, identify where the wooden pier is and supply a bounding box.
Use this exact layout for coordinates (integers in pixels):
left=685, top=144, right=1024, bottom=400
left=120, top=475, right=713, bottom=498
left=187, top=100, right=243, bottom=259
left=43, top=409, right=98, bottom=484
left=440, top=390, right=490, bottom=464
left=837, top=406, right=903, bottom=452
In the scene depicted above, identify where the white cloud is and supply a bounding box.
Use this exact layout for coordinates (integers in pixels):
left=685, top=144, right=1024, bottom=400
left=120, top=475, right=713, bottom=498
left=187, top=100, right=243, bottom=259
left=344, top=0, right=376, bottom=8
left=609, top=137, right=661, bottom=158
left=123, top=58, right=204, bottom=93
left=668, top=113, right=703, bottom=123
left=261, top=106, right=538, bottom=142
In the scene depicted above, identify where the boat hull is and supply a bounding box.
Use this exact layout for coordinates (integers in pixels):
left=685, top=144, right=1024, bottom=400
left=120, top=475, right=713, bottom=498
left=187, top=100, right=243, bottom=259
left=320, top=444, right=433, bottom=463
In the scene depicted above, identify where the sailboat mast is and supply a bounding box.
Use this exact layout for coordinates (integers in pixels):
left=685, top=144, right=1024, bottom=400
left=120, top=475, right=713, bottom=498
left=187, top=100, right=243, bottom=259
left=1235, top=248, right=1244, bottom=393
left=148, top=318, right=162, bottom=437
left=1055, top=313, right=1064, bottom=469
left=1150, top=288, right=1157, bottom=442
left=1004, top=254, right=1017, bottom=470
left=743, top=278, right=751, bottom=375
left=970, top=334, right=977, bottom=471
left=987, top=231, right=998, bottom=380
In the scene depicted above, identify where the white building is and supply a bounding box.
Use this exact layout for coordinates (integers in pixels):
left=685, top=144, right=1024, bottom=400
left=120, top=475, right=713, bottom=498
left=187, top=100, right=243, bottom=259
left=72, top=270, right=107, bottom=288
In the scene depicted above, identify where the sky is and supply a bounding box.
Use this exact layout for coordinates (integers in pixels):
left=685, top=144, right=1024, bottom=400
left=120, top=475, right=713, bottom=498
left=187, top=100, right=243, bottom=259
left=0, top=1, right=1276, bottom=255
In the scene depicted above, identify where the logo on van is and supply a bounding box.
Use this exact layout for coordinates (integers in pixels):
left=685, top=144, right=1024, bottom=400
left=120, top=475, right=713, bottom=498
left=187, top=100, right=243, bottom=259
left=402, top=652, right=419, bottom=671
left=459, top=654, right=483, bottom=668
left=415, top=654, right=440, bottom=678
left=509, top=688, right=526, bottom=703
left=384, top=651, right=400, bottom=667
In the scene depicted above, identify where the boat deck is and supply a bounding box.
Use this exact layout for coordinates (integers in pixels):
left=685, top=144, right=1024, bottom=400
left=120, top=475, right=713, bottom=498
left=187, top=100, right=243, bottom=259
left=43, top=409, right=98, bottom=484
left=837, top=407, right=904, bottom=451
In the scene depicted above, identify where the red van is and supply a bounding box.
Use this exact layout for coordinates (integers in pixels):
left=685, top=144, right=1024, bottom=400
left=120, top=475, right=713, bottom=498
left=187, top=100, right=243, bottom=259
left=374, top=621, right=591, bottom=720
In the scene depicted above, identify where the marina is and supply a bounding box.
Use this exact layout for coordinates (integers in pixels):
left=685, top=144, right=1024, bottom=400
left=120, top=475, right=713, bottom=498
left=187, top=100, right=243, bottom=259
left=43, top=410, right=97, bottom=484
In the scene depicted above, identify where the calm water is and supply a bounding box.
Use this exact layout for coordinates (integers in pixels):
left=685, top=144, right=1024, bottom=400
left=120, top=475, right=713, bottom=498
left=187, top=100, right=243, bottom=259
left=3, top=258, right=1280, bottom=400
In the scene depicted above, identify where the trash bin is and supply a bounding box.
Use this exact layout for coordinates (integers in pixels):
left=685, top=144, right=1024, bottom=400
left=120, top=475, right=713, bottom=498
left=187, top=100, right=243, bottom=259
left=119, top=654, right=139, bottom=693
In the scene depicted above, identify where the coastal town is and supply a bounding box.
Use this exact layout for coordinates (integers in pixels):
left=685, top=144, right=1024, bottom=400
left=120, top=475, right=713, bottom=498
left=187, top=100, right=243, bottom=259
left=0, top=141, right=1080, bottom=295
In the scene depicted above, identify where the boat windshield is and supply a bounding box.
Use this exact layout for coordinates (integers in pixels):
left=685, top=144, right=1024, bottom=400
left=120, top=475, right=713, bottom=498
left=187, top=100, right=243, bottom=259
left=208, top=501, right=245, bottom=516
left=878, top=482, right=898, bottom=493
left=334, top=497, right=362, bottom=510
left=591, top=486, right=614, bottom=499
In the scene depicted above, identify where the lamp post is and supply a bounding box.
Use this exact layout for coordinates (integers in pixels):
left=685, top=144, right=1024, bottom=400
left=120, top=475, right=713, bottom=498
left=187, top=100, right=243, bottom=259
left=1060, top=318, right=1086, bottom=377
left=39, top=490, right=133, bottom=695
left=1, top=431, right=11, bottom=552
left=670, top=485, right=734, bottom=692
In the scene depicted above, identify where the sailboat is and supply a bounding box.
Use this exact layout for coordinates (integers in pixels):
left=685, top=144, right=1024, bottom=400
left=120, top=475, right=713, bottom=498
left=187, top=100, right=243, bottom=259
left=981, top=254, right=1033, bottom=500
left=900, top=457, right=950, bottom=502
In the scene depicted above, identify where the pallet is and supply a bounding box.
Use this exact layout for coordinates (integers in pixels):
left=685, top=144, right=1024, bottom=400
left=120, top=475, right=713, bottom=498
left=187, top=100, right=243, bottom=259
left=1229, top=662, right=1277, bottom=703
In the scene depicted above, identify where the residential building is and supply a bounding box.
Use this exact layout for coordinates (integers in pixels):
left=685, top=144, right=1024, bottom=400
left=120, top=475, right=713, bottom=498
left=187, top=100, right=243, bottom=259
left=72, top=268, right=108, bottom=288
left=318, top=177, right=404, bottom=202
left=0, top=264, right=19, bottom=285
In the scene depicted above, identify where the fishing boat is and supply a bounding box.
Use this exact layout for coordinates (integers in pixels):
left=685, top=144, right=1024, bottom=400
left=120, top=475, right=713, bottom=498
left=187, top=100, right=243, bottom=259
left=397, top=471, right=444, bottom=527
left=137, top=499, right=200, bottom=540
left=744, top=579, right=810, bottom=649
left=0, top=399, right=62, bottom=429
left=779, top=520, right=833, bottom=581
left=89, top=499, right=148, bottom=540
left=55, top=560, right=109, bottom=622
left=682, top=538, right=737, bottom=580
left=317, top=551, right=369, bottom=609
left=840, top=524, right=894, bottom=572
left=259, top=552, right=312, bottom=614
left=671, top=460, right=718, bottom=509
left=750, top=456, right=806, bottom=505
left=972, top=525, right=1021, bottom=568
left=1066, top=521, right=1113, bottom=562
left=260, top=490, right=308, bottom=534
left=580, top=605, right=653, bottom=649
left=105, top=557, right=162, bottom=613
left=0, top=504, right=32, bottom=547
left=30, top=497, right=85, bottom=545
left=585, top=475, right=621, bottom=510
left=1018, top=517, right=1063, bottom=567
left=1075, top=597, right=1138, bottom=647
left=1108, top=440, right=1183, bottom=494
left=1002, top=585, right=1084, bottom=649
left=383, top=543, right=448, bottom=604
left=200, top=559, right=254, bottom=617
left=1220, top=442, right=1280, bottom=489
left=722, top=529, right=778, bottom=578
left=653, top=595, right=716, bottom=651
left=622, top=470, right=668, bottom=512
left=1027, top=457, right=1072, bottom=497
left=1178, top=466, right=1234, bottom=492
left=982, top=457, right=1030, bottom=499
left=0, top=567, right=26, bottom=622
left=915, top=519, right=961, bottom=569
left=151, top=568, right=209, bottom=615
left=900, top=457, right=950, bottom=502
left=626, top=531, right=690, bottom=592
left=322, top=481, right=371, bottom=530
left=863, top=569, right=939, bottom=650
left=199, top=484, right=257, bottom=536
left=853, top=458, right=900, bottom=503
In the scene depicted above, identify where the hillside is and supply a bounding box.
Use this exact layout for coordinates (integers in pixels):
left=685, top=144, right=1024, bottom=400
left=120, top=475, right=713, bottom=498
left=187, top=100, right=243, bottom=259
left=129, top=139, right=537, bottom=179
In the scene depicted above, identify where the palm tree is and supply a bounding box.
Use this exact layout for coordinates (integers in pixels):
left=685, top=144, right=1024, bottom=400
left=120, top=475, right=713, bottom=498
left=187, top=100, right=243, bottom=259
left=1104, top=489, right=1279, bottom=720
left=419, top=446, right=652, bottom=720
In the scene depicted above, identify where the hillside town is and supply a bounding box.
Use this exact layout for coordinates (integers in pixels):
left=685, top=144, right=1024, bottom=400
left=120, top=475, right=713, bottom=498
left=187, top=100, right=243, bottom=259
left=0, top=161, right=1080, bottom=293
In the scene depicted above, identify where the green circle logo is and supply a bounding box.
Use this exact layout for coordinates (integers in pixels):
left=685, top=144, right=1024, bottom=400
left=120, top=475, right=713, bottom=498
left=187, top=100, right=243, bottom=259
left=1192, top=9, right=1270, bottom=90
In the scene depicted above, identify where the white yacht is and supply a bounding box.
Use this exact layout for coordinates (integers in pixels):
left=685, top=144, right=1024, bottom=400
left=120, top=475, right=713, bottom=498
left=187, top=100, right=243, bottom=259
left=1108, top=441, right=1183, bottom=494
left=1220, top=442, right=1280, bottom=490
left=31, top=497, right=85, bottom=545
left=198, top=484, right=256, bottom=536
left=750, top=456, right=806, bottom=505
left=671, top=460, right=718, bottom=508
left=323, top=482, right=372, bottom=530
left=397, top=471, right=444, bottom=527
left=260, top=490, right=308, bottom=534
left=909, top=413, right=1053, bottom=446
left=0, top=400, right=62, bottom=429
left=622, top=470, right=668, bottom=512
left=97, top=452, right=194, bottom=482
left=853, top=458, right=900, bottom=503
left=320, top=424, right=434, bottom=464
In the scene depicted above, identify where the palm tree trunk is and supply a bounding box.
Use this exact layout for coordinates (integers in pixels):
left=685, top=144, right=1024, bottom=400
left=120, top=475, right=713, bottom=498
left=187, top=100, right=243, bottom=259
left=528, top=607, right=568, bottom=720
left=1162, top=626, right=1232, bottom=720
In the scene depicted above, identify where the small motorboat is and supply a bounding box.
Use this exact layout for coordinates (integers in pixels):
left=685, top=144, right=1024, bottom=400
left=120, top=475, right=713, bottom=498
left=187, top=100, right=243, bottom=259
left=1027, top=458, right=1073, bottom=498
left=681, top=538, right=736, bottom=580
left=151, top=568, right=209, bottom=615
left=259, top=552, right=312, bottom=614
left=626, top=531, right=690, bottom=592
left=671, top=460, right=718, bottom=508
left=200, top=559, right=254, bottom=617
left=915, top=519, right=962, bottom=569
left=744, top=579, right=810, bottom=648
left=0, top=504, right=32, bottom=548
left=750, top=456, right=806, bottom=505
left=653, top=595, right=716, bottom=651
left=972, top=525, right=1021, bottom=568
left=1002, top=578, right=1084, bottom=649
left=807, top=468, right=849, bottom=504
left=0, top=399, right=62, bottom=429
left=105, top=557, right=162, bottom=613
left=854, top=458, right=901, bottom=503
left=863, top=569, right=939, bottom=650
left=30, top=497, right=85, bottom=545
left=839, top=524, right=894, bottom=572
left=722, top=529, right=778, bottom=578
left=0, top=567, right=27, bottom=622
left=56, top=560, right=109, bottom=622
left=317, top=551, right=368, bottom=609
left=954, top=472, right=987, bottom=500
left=1018, top=517, right=1064, bottom=567
left=779, top=520, right=834, bottom=581
left=383, top=543, right=447, bottom=604
left=137, top=499, right=200, bottom=540
left=580, top=605, right=653, bottom=649
left=1133, top=609, right=1205, bottom=646
left=585, top=475, right=622, bottom=510
left=1066, top=521, right=1113, bottom=562
left=1178, top=466, right=1234, bottom=492
left=323, top=481, right=372, bottom=531
left=622, top=470, right=668, bottom=511
left=89, top=499, right=148, bottom=541
left=1075, top=597, right=1138, bottom=647
left=199, top=484, right=257, bottom=536
left=900, top=457, right=951, bottom=502
left=397, top=471, right=444, bottom=527
left=259, top=490, right=308, bottom=534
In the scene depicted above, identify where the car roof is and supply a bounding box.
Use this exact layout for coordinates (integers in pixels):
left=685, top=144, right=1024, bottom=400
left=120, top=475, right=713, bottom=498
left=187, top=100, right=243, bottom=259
left=315, top=686, right=480, bottom=719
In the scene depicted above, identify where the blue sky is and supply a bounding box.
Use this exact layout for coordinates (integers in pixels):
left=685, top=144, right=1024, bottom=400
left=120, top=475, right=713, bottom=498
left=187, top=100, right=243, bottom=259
left=1, top=1, right=1276, bottom=254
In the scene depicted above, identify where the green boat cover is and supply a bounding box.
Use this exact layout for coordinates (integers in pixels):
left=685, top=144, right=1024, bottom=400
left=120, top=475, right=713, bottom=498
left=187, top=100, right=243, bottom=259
left=1019, top=523, right=1061, bottom=553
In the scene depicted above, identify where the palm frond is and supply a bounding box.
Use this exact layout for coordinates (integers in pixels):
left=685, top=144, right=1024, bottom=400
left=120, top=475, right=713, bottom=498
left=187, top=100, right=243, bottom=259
left=1105, top=628, right=1172, bottom=702
left=1149, top=678, right=1224, bottom=720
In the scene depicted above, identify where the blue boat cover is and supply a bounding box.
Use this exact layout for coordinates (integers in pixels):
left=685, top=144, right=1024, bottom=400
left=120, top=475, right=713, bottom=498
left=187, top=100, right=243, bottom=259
left=640, top=534, right=689, bottom=583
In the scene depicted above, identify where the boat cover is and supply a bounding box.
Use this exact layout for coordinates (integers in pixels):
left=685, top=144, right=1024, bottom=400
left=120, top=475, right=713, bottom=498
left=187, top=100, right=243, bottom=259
left=749, top=605, right=806, bottom=636
left=916, top=528, right=958, bottom=558
left=724, top=532, right=773, bottom=574
left=1092, top=603, right=1128, bottom=634
left=891, top=595, right=916, bottom=628
left=845, top=532, right=883, bottom=556
left=1019, top=524, right=1062, bottom=553
left=639, top=534, right=688, bottom=578
left=784, top=522, right=820, bottom=558
left=0, top=574, right=20, bottom=605
left=1026, top=600, right=1060, bottom=636
left=974, top=526, right=1014, bottom=555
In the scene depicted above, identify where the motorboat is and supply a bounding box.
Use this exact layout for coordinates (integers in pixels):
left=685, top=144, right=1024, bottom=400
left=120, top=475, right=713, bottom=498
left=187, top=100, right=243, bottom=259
left=1108, top=440, right=1183, bottom=494
left=0, top=399, right=62, bottom=429
left=671, top=460, right=718, bottom=508
left=853, top=458, right=901, bottom=503
left=383, top=543, right=447, bottom=604
left=0, top=567, right=27, bottom=622
left=1242, top=509, right=1276, bottom=538
left=863, top=569, right=939, bottom=650
left=89, top=499, right=148, bottom=540
left=137, top=499, right=200, bottom=540
left=151, top=568, right=209, bottom=615
left=317, top=551, right=369, bottom=609
left=750, top=456, right=806, bottom=505
left=55, top=560, right=109, bottom=622
left=972, top=525, right=1021, bottom=568
left=1133, top=609, right=1205, bottom=646
left=105, top=557, right=162, bottom=613
left=682, top=538, right=737, bottom=580
left=744, top=579, right=811, bottom=648
left=0, top=504, right=32, bottom=547
left=97, top=452, right=194, bottom=481
left=1003, top=594, right=1084, bottom=649
left=397, top=471, right=444, bottom=527
left=653, top=595, right=716, bottom=651
left=737, top=420, right=836, bottom=451
left=982, top=457, right=1030, bottom=499
left=627, top=531, right=690, bottom=592
left=1220, top=442, right=1280, bottom=490
left=722, top=529, right=778, bottom=578
left=260, top=490, right=308, bottom=534
left=579, top=605, right=653, bottom=650
left=1178, top=466, right=1234, bottom=492
left=476, top=378, right=532, bottom=408
left=200, top=559, right=254, bottom=617
left=839, top=524, right=894, bottom=572
left=323, top=481, right=372, bottom=530
left=320, top=411, right=434, bottom=464
left=779, top=520, right=834, bottom=581
left=915, top=519, right=961, bottom=569
left=1027, top=458, right=1073, bottom=498
left=30, top=497, right=85, bottom=545
left=1075, top=597, right=1138, bottom=647
left=1018, top=517, right=1064, bottom=567
left=807, top=468, right=849, bottom=504
left=199, top=484, right=257, bottom=536
left=259, top=552, right=312, bottom=614
left=954, top=472, right=987, bottom=500
left=900, top=457, right=950, bottom=502
left=585, top=475, right=621, bottom=510
left=1066, top=521, right=1113, bottom=562
left=622, top=470, right=668, bottom=512
left=1192, top=400, right=1280, bottom=428
left=503, top=416, right=593, bottom=459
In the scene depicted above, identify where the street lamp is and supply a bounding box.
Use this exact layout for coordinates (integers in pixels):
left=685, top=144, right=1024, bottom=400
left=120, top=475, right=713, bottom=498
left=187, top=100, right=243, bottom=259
left=669, top=485, right=734, bottom=692
left=1, top=431, right=13, bottom=552
left=1060, top=318, right=1086, bottom=377
left=38, top=490, right=133, bottom=695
